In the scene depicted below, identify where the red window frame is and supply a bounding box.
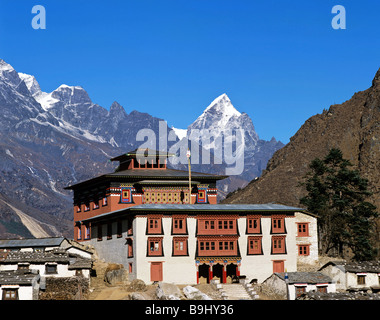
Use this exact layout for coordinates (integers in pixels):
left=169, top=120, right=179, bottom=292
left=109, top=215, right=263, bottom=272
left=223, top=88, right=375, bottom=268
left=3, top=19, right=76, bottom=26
left=272, top=235, right=286, bottom=254
left=297, top=223, right=309, bottom=237
left=84, top=224, right=90, bottom=240
left=147, top=216, right=162, bottom=234
left=126, top=237, right=133, bottom=257
left=172, top=215, right=187, bottom=234
left=121, top=188, right=132, bottom=203
left=247, top=215, right=261, bottom=234
left=148, top=237, right=163, bottom=256
left=248, top=236, right=262, bottom=255
left=296, top=286, right=306, bottom=298
left=172, top=237, right=188, bottom=256
left=272, top=215, right=285, bottom=233
left=298, top=244, right=310, bottom=256
left=197, top=238, right=238, bottom=256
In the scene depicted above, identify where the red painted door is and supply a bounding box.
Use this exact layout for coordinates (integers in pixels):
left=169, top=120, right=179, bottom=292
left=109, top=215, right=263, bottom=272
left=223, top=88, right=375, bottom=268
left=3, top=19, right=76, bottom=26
left=273, top=260, right=284, bottom=273
left=150, top=262, right=163, bottom=281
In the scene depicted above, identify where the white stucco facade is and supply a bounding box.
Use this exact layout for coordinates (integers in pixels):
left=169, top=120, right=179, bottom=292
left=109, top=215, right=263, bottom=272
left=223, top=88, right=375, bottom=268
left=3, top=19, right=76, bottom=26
left=89, top=210, right=318, bottom=285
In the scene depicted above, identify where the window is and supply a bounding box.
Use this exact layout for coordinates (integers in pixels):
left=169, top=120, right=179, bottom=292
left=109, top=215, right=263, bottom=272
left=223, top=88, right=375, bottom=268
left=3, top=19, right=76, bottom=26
left=173, top=237, right=188, bottom=256
left=84, top=224, right=90, bottom=240
left=117, top=221, right=122, bottom=238
left=173, top=216, right=187, bottom=234
left=2, top=288, right=18, bottom=300
left=197, top=190, right=207, bottom=203
left=148, top=237, right=163, bottom=256
left=17, top=263, right=29, bottom=270
left=93, top=201, right=99, bottom=210
left=297, top=223, right=309, bottom=237
left=121, top=188, right=132, bottom=203
left=126, top=238, right=133, bottom=257
left=248, top=236, right=262, bottom=255
left=272, top=236, right=286, bottom=254
left=76, top=205, right=81, bottom=213
left=247, top=216, right=261, bottom=234
left=45, top=263, right=57, bottom=274
left=317, top=286, right=327, bottom=293
left=298, top=245, right=310, bottom=256
left=198, top=239, right=237, bottom=256
left=102, top=197, right=108, bottom=206
left=97, top=224, right=103, bottom=241
left=295, top=286, right=306, bottom=298
left=357, top=274, right=366, bottom=285
left=205, top=220, right=215, bottom=230
left=107, top=223, right=112, bottom=240
left=147, top=217, right=162, bottom=234
left=84, top=203, right=90, bottom=212
left=77, top=225, right=82, bottom=240
left=218, top=220, right=234, bottom=230
left=272, top=216, right=285, bottom=233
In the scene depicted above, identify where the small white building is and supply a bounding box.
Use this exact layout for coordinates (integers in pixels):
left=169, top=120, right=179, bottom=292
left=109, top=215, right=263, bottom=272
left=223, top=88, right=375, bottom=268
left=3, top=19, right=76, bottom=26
left=0, top=249, right=92, bottom=300
left=0, top=270, right=40, bottom=300
left=319, top=260, right=380, bottom=292
left=0, top=237, right=94, bottom=260
left=262, top=272, right=335, bottom=300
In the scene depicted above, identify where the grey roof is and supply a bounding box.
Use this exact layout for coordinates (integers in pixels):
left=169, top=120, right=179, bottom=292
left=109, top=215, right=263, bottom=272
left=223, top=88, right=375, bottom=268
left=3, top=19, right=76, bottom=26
left=65, top=168, right=227, bottom=190
left=275, top=272, right=333, bottom=284
left=129, top=203, right=305, bottom=211
left=107, top=168, right=226, bottom=179
left=0, top=249, right=93, bottom=270
left=0, top=250, right=70, bottom=264
left=0, top=270, right=40, bottom=285
left=80, top=203, right=306, bottom=223
left=320, top=260, right=380, bottom=273
left=0, top=237, right=65, bottom=249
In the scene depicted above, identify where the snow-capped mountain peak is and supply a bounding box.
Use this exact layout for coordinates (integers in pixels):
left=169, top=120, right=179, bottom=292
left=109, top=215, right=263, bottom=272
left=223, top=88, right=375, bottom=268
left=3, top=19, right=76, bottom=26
left=189, top=93, right=245, bottom=132
left=18, top=73, right=42, bottom=97
left=204, top=93, right=241, bottom=118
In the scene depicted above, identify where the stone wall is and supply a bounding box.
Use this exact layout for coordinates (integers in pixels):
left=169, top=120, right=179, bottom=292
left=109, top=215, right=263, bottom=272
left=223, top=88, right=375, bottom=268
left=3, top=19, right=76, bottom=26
left=39, top=276, right=89, bottom=300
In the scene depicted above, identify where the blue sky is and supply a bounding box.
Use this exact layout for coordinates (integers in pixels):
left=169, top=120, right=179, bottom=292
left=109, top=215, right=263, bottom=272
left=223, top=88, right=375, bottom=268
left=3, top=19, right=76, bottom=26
left=0, top=0, right=379, bottom=143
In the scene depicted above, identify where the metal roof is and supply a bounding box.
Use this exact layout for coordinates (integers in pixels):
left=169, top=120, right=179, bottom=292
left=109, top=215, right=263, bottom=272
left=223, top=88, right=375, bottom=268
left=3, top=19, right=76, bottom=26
left=0, top=237, right=66, bottom=249
left=65, top=168, right=226, bottom=190
left=107, top=168, right=226, bottom=179
left=79, top=203, right=306, bottom=223
left=129, top=203, right=305, bottom=211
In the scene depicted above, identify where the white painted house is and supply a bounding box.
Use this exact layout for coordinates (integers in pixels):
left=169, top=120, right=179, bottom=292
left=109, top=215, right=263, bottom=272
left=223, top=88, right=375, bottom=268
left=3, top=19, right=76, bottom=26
left=0, top=249, right=92, bottom=300
left=0, top=270, right=40, bottom=300
left=262, top=272, right=335, bottom=300
left=319, top=260, right=380, bottom=292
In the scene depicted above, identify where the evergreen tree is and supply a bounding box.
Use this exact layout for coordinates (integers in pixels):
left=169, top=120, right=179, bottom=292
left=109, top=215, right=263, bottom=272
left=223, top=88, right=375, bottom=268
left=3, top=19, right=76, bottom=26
left=300, top=148, right=378, bottom=260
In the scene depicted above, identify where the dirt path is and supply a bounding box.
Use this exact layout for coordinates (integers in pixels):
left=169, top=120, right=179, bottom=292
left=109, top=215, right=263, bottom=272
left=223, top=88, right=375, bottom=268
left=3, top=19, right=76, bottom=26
left=0, top=199, right=51, bottom=238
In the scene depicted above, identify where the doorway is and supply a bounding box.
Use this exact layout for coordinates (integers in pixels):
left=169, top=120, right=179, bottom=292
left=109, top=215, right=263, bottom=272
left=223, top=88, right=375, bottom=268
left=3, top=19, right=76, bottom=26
left=150, top=262, right=163, bottom=282
left=198, top=263, right=210, bottom=283
left=212, top=263, right=224, bottom=282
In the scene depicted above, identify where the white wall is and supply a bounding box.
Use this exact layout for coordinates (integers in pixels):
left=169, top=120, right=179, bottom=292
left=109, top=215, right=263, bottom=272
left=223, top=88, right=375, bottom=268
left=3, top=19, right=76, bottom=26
left=133, top=216, right=198, bottom=284
left=295, top=212, right=319, bottom=264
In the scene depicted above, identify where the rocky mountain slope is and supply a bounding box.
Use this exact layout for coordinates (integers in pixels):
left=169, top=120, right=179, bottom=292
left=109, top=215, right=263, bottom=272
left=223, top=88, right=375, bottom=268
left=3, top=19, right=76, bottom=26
left=223, top=68, right=380, bottom=228
left=0, top=58, right=283, bottom=238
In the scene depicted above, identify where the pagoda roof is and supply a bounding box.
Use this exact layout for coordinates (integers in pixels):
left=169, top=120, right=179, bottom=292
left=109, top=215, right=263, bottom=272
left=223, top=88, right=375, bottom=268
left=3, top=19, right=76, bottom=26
left=110, top=148, right=175, bottom=162
left=65, top=168, right=227, bottom=190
